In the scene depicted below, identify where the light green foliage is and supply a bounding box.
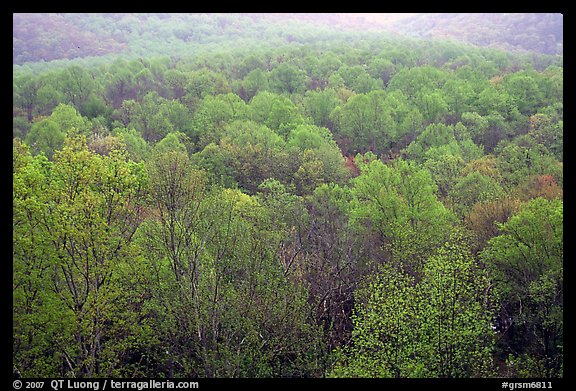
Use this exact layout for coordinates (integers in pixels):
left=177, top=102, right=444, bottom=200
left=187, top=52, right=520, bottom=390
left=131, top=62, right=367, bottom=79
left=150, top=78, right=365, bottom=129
left=405, top=122, right=483, bottom=164
left=153, top=131, right=190, bottom=156
left=387, top=66, right=450, bottom=99
left=461, top=111, right=513, bottom=152
left=269, top=62, right=308, bottom=95
left=495, top=142, right=561, bottom=188
left=301, top=88, right=341, bottom=129
left=13, top=139, right=64, bottom=377
left=183, top=68, right=230, bottom=105
left=14, top=134, right=148, bottom=377
left=240, top=68, right=269, bottom=101
left=25, top=104, right=91, bottom=158
left=423, top=153, right=466, bottom=198
left=213, top=120, right=289, bottom=193
left=119, top=92, right=192, bottom=143
left=137, top=179, right=322, bottom=377
left=334, top=64, right=383, bottom=93
left=249, top=91, right=305, bottom=138
left=441, top=78, right=475, bottom=115
left=331, top=233, right=496, bottom=378
left=481, top=198, right=562, bottom=377
left=449, top=172, right=505, bottom=218
left=350, top=157, right=455, bottom=274
left=190, top=93, right=251, bottom=149
left=112, top=127, right=151, bottom=162
left=287, top=124, right=347, bottom=194
left=330, top=263, right=420, bottom=378
left=14, top=74, right=45, bottom=121
left=476, top=86, right=514, bottom=117
left=330, top=90, right=394, bottom=154
left=502, top=71, right=544, bottom=115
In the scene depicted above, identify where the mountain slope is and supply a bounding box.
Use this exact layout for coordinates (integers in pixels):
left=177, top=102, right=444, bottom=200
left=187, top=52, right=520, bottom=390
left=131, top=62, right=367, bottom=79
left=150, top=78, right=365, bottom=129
left=388, top=13, right=563, bottom=55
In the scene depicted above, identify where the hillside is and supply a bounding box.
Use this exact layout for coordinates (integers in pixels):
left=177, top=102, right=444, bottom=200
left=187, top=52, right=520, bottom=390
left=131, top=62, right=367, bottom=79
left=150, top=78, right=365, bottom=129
left=13, top=12, right=563, bottom=380
left=13, top=13, right=563, bottom=67
left=388, top=13, right=563, bottom=55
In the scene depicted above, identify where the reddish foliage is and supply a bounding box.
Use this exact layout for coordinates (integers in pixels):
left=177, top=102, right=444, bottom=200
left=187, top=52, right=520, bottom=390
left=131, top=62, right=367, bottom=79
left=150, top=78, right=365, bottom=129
left=344, top=155, right=360, bottom=177
left=517, top=174, right=563, bottom=201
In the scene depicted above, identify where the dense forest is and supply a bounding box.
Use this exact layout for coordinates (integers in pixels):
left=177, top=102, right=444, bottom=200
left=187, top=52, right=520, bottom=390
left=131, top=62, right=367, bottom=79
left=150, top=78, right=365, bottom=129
left=13, top=13, right=563, bottom=379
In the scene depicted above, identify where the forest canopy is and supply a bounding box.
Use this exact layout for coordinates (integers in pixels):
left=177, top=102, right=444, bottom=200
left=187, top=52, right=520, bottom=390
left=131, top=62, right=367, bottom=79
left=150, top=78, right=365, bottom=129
left=13, top=13, right=563, bottom=380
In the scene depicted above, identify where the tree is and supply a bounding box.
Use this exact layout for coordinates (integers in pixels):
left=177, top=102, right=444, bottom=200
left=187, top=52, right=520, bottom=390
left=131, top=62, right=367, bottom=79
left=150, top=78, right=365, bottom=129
left=350, top=157, right=455, bottom=276
left=14, top=134, right=147, bottom=377
left=269, top=62, right=308, bottom=95
left=112, top=127, right=151, bottom=162
left=118, top=92, right=192, bottom=143
left=153, top=131, right=191, bottom=156
left=13, top=139, right=62, bottom=377
left=286, top=124, right=348, bottom=194
left=330, top=233, right=496, bottom=378
left=495, top=142, right=561, bottom=188
left=58, top=65, right=96, bottom=114
left=14, top=74, right=45, bottom=121
left=423, top=153, right=465, bottom=198
left=301, top=88, right=340, bottom=129
left=137, top=171, right=323, bottom=376
left=239, top=68, right=269, bottom=101
left=330, top=90, right=394, bottom=155
left=190, top=93, right=250, bottom=149
left=298, top=183, right=368, bottom=353
left=441, top=78, right=475, bottom=116
left=449, top=171, right=505, bottom=218
left=387, top=66, right=449, bottom=99
left=25, top=103, right=91, bottom=159
left=196, top=119, right=292, bottom=194
left=405, top=122, right=483, bottom=164
left=481, top=198, right=563, bottom=377
left=249, top=91, right=305, bottom=138
left=502, top=72, right=543, bottom=116
left=527, top=114, right=563, bottom=160
left=465, top=196, right=521, bottom=252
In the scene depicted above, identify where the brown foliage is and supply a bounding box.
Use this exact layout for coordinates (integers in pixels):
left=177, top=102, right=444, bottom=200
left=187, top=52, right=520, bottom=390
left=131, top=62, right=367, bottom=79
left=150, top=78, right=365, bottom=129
left=465, top=196, right=521, bottom=251
left=514, top=174, right=563, bottom=201
left=344, top=155, right=360, bottom=177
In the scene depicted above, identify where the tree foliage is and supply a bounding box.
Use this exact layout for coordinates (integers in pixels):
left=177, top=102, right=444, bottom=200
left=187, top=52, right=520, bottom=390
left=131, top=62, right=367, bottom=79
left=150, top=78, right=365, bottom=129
left=13, top=13, right=562, bottom=379
left=331, top=233, right=496, bottom=378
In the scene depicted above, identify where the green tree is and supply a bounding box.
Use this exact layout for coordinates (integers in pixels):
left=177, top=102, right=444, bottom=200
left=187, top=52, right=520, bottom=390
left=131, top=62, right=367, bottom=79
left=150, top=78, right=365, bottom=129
left=330, top=233, right=495, bottom=378
left=481, top=198, right=563, bottom=377
left=449, top=171, right=505, bottom=218
left=137, top=173, right=322, bottom=376
left=330, top=90, right=394, bottom=154
left=301, top=88, right=340, bottom=129
left=153, top=131, right=191, bottom=156
left=214, top=120, right=289, bottom=193
left=239, top=68, right=269, bottom=101
left=502, top=72, right=543, bottom=116
left=112, top=127, right=151, bottom=162
left=14, top=134, right=148, bottom=377
left=190, top=93, right=250, bottom=149
left=118, top=92, right=192, bottom=143
left=58, top=65, right=96, bottom=114
left=350, top=157, right=455, bottom=275
left=269, top=62, right=308, bottom=95
left=13, top=139, right=63, bottom=377
left=25, top=104, right=91, bottom=159
left=405, top=122, right=483, bottom=164
left=249, top=91, right=305, bottom=138
left=14, top=74, right=45, bottom=121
